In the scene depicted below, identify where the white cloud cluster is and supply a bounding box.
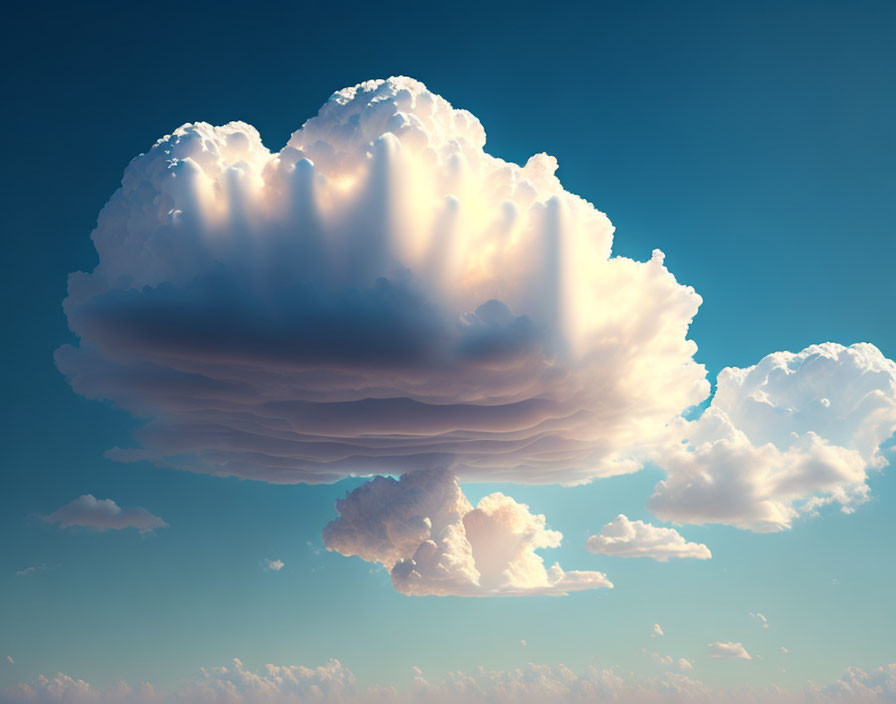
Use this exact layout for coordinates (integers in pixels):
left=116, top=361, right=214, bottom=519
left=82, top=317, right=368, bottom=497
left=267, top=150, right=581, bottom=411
left=652, top=624, right=664, bottom=638
left=263, top=559, right=285, bottom=572
left=322, top=468, right=610, bottom=596
left=706, top=642, right=752, bottom=660
left=650, top=343, right=896, bottom=532
left=43, top=495, right=167, bottom=534
left=6, top=660, right=896, bottom=704
left=56, top=76, right=709, bottom=487
left=586, top=515, right=711, bottom=561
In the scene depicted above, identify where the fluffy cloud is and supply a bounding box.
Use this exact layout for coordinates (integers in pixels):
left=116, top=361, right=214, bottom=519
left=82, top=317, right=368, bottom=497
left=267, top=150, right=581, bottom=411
left=649, top=343, right=896, bottom=532
left=263, top=559, right=285, bottom=572
left=56, top=76, right=709, bottom=487
left=43, top=495, right=167, bottom=534
left=322, top=468, right=610, bottom=596
left=706, top=642, right=752, bottom=660
left=652, top=624, right=665, bottom=638
left=586, top=515, right=711, bottom=561
left=6, top=660, right=896, bottom=704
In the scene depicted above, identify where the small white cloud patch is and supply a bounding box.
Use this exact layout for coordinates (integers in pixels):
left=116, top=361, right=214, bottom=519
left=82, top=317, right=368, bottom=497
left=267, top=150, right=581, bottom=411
left=750, top=612, right=769, bottom=629
left=14, top=564, right=47, bottom=577
left=706, top=642, right=752, bottom=660
left=651, top=624, right=664, bottom=638
left=587, top=515, right=711, bottom=561
left=263, top=559, right=285, bottom=572
left=43, top=495, right=167, bottom=534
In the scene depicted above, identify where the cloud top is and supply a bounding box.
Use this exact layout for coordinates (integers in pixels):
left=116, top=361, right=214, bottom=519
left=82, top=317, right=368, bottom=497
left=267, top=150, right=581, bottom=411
left=586, top=515, right=711, bottom=561
left=43, top=495, right=167, bottom=534
left=57, top=76, right=708, bottom=487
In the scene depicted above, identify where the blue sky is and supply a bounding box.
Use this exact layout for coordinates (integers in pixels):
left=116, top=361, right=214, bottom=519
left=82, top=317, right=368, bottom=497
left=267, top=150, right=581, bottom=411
left=2, top=1, right=895, bottom=701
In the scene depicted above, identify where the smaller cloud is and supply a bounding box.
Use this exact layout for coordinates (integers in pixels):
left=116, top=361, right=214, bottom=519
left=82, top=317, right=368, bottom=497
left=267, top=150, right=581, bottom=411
left=14, top=564, right=47, bottom=577
left=263, top=559, right=285, bottom=572
left=645, top=650, right=673, bottom=666
left=651, top=623, right=664, bottom=638
left=6, top=656, right=13, bottom=664
left=750, top=612, right=769, bottom=629
left=323, top=468, right=612, bottom=597
left=520, top=640, right=527, bottom=647
left=781, top=647, right=789, bottom=654
left=678, top=658, right=693, bottom=671
left=43, top=495, right=167, bottom=534
left=707, top=642, right=752, bottom=660
left=586, top=515, right=711, bottom=562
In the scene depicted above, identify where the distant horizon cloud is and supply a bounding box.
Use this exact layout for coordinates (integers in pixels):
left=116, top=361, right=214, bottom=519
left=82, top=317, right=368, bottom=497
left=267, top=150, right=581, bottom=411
left=4, top=658, right=895, bottom=703
left=43, top=495, right=167, bottom=534
left=587, top=515, right=711, bottom=561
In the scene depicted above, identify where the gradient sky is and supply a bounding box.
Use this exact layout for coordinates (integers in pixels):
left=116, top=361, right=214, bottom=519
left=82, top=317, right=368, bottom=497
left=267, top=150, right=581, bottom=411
left=2, top=0, right=895, bottom=700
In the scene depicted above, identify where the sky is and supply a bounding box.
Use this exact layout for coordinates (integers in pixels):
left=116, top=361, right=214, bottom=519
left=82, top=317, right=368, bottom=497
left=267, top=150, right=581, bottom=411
left=1, top=1, right=895, bottom=702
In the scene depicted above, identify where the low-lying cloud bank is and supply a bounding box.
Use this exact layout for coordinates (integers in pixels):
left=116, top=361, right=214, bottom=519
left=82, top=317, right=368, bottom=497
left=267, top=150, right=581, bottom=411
left=323, top=468, right=610, bottom=595
left=4, top=659, right=896, bottom=703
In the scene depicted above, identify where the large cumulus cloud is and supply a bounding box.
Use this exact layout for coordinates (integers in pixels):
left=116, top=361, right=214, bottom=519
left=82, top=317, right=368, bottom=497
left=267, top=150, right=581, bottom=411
left=649, top=343, right=896, bottom=532
left=322, top=467, right=611, bottom=596
left=56, top=76, right=709, bottom=486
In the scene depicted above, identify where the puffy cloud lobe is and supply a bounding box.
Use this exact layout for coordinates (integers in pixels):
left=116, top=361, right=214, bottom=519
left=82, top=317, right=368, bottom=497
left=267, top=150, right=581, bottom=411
left=706, top=642, right=752, bottom=660
left=322, top=468, right=611, bottom=596
left=652, top=624, right=664, bottom=638
left=43, top=495, right=167, bottom=534
left=6, top=660, right=896, bottom=704
left=56, top=76, right=709, bottom=486
left=650, top=343, right=896, bottom=532
left=586, top=515, right=711, bottom=561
